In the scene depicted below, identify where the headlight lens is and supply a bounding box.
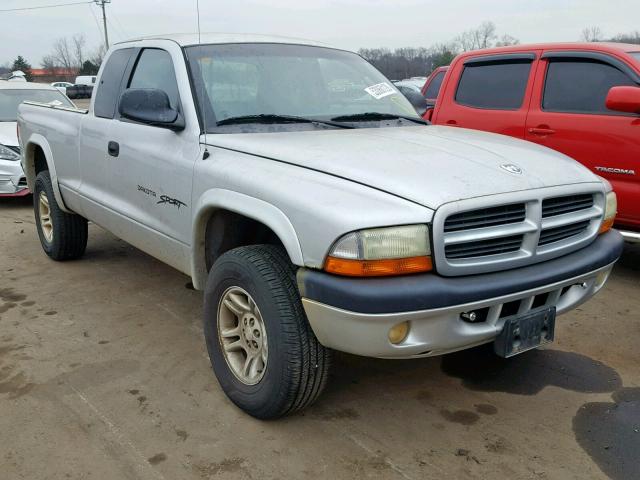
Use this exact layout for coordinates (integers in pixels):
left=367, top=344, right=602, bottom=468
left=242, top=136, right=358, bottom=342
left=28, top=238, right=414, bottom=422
left=0, top=144, right=20, bottom=161
left=325, top=225, right=432, bottom=277
left=599, top=191, right=617, bottom=234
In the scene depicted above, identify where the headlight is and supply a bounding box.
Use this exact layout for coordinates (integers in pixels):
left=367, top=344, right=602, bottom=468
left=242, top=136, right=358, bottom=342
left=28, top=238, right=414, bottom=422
left=325, top=224, right=432, bottom=277
left=599, top=191, right=617, bottom=234
left=0, top=144, right=20, bottom=161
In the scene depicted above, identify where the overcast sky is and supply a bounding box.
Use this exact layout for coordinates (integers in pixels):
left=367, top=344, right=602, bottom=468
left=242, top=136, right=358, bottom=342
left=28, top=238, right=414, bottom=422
left=1, top=0, right=639, bottom=66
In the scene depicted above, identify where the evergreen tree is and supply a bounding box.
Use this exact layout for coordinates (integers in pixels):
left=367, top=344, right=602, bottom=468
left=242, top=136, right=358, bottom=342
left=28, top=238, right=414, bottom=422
left=11, top=56, right=32, bottom=81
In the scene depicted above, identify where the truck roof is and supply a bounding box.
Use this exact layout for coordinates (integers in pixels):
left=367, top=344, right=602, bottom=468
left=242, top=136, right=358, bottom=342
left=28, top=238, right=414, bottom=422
left=0, top=81, right=58, bottom=91
left=117, top=32, right=333, bottom=49
left=456, top=42, right=640, bottom=59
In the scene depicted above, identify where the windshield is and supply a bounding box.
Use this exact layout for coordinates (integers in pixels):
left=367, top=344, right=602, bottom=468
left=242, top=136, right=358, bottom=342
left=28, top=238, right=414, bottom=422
left=185, top=43, right=420, bottom=132
left=630, top=52, right=640, bottom=62
left=0, top=89, right=74, bottom=121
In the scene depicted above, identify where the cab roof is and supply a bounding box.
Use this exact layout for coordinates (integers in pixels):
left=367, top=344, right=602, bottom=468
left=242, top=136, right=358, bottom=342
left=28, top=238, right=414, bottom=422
left=117, top=32, right=333, bottom=49
left=456, top=42, right=640, bottom=60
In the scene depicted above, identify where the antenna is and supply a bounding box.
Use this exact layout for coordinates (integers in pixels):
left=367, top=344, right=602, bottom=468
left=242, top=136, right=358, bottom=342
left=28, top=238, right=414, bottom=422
left=196, top=0, right=209, bottom=158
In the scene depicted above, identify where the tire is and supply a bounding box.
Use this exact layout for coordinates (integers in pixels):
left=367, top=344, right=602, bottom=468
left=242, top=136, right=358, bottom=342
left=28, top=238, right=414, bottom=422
left=33, top=170, right=88, bottom=261
left=203, top=245, right=331, bottom=419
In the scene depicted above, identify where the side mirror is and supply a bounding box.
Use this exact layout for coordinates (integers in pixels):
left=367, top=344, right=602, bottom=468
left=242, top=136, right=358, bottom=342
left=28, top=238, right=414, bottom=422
left=118, top=88, right=185, bottom=130
left=605, top=86, right=640, bottom=115
left=423, top=106, right=435, bottom=122
left=400, top=89, right=428, bottom=116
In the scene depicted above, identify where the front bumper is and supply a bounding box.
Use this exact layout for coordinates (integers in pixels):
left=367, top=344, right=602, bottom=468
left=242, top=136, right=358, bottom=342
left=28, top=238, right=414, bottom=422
left=298, top=230, right=623, bottom=359
left=0, top=159, right=28, bottom=197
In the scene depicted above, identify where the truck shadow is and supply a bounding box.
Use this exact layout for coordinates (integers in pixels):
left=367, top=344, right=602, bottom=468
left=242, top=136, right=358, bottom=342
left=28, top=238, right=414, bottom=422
left=439, top=344, right=621, bottom=395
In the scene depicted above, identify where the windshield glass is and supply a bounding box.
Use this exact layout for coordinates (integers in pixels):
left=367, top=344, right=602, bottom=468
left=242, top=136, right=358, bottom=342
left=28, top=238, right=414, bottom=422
left=630, top=52, right=640, bottom=62
left=185, top=43, right=420, bottom=131
left=0, top=89, right=74, bottom=121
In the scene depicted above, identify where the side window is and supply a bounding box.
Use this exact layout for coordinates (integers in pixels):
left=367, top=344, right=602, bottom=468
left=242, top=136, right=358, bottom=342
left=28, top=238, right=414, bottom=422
left=94, top=48, right=134, bottom=119
left=543, top=59, right=636, bottom=114
left=455, top=60, right=532, bottom=110
left=128, top=49, right=180, bottom=110
left=424, top=71, right=445, bottom=99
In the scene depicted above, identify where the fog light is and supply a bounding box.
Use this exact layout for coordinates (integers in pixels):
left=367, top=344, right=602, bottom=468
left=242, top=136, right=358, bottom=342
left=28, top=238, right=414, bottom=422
left=388, top=321, right=409, bottom=344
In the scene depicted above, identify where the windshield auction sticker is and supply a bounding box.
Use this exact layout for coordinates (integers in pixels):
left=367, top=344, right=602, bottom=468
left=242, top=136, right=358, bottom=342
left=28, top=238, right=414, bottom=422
left=364, top=83, right=395, bottom=100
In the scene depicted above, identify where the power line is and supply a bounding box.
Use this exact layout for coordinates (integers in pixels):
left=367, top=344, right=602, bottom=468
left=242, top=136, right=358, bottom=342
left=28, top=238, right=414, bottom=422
left=0, top=1, right=92, bottom=12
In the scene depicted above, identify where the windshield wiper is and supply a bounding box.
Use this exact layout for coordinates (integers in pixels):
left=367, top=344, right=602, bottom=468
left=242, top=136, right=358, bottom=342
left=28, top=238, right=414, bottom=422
left=217, top=114, right=353, bottom=129
left=331, top=112, right=427, bottom=125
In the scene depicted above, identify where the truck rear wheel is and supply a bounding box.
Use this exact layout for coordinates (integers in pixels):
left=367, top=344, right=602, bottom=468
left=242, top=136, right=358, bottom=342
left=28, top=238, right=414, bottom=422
left=34, top=170, right=88, bottom=261
left=203, top=245, right=331, bottom=419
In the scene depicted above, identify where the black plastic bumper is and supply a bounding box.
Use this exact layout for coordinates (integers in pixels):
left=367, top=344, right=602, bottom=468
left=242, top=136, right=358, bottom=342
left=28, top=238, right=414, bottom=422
left=298, top=230, right=624, bottom=314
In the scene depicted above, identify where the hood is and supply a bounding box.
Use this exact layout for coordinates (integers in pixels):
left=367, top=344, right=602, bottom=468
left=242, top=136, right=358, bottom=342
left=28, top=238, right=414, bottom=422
left=209, top=125, right=601, bottom=209
left=0, top=122, right=18, bottom=147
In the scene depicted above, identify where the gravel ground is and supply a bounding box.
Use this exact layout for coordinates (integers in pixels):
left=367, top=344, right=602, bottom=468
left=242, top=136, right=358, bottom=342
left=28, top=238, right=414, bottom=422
left=1, top=195, right=638, bottom=480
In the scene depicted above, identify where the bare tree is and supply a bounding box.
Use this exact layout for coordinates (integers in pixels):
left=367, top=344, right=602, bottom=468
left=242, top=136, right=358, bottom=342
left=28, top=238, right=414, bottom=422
left=72, top=34, right=86, bottom=68
left=52, top=37, right=74, bottom=71
left=495, top=34, right=520, bottom=47
left=41, top=55, right=58, bottom=74
left=582, top=26, right=603, bottom=42
left=456, top=21, right=498, bottom=51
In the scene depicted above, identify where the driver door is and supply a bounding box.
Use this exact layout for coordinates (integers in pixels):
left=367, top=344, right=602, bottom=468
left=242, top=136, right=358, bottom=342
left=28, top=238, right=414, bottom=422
left=106, top=47, right=201, bottom=262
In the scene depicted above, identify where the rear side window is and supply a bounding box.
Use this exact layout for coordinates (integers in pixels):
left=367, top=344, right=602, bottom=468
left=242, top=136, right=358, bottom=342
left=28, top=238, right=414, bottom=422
left=424, top=71, right=445, bottom=99
left=455, top=60, right=532, bottom=110
left=94, top=48, right=134, bottom=119
left=543, top=59, right=636, bottom=114
left=128, top=49, right=180, bottom=109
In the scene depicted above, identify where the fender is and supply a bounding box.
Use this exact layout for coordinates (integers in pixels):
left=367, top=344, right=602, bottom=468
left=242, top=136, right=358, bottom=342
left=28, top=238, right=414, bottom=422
left=191, top=189, right=305, bottom=290
left=22, top=134, right=72, bottom=213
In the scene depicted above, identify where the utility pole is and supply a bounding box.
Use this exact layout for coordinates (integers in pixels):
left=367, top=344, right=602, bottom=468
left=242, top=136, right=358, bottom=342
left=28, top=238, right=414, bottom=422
left=94, top=0, right=111, bottom=49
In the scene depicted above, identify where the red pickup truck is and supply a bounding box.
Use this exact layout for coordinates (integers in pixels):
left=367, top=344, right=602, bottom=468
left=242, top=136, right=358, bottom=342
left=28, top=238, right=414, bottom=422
left=428, top=43, right=640, bottom=241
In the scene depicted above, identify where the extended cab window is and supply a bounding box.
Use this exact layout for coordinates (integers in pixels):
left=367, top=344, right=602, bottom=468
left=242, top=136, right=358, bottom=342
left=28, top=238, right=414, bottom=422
left=128, top=49, right=180, bottom=110
left=424, top=71, right=445, bottom=99
left=455, top=60, right=532, bottom=110
left=94, top=48, right=134, bottom=119
left=543, top=59, right=636, bottom=114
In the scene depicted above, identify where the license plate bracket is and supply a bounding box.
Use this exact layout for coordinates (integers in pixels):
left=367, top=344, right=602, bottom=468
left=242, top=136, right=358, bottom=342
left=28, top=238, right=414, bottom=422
left=494, top=306, right=556, bottom=358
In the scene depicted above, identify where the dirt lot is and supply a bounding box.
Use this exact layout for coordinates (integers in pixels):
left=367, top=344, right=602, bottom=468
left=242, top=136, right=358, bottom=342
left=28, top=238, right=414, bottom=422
left=1, top=196, right=638, bottom=480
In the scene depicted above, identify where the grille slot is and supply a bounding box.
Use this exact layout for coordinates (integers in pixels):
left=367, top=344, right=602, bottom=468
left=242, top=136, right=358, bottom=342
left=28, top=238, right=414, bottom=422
left=542, top=194, right=593, bottom=218
left=539, top=220, right=590, bottom=246
left=18, top=177, right=27, bottom=187
left=444, top=203, right=526, bottom=232
left=445, top=234, right=523, bottom=259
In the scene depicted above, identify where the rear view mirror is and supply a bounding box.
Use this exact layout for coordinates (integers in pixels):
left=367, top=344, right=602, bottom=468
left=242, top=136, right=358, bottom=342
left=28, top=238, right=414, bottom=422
left=118, top=88, right=185, bottom=130
left=606, top=86, right=640, bottom=114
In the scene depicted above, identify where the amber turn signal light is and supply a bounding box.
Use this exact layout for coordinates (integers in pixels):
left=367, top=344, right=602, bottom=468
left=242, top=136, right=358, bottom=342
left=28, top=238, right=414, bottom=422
left=324, top=255, right=433, bottom=277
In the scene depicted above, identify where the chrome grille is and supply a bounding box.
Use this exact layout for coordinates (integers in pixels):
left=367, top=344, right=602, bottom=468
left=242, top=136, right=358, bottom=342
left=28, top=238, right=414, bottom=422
left=433, top=186, right=605, bottom=276
left=539, top=220, right=590, bottom=246
left=444, top=203, right=525, bottom=232
left=542, top=194, right=594, bottom=218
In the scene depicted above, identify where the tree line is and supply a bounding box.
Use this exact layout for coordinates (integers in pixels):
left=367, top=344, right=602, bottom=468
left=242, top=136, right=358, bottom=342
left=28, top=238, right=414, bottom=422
left=360, top=22, right=640, bottom=80
left=3, top=23, right=640, bottom=83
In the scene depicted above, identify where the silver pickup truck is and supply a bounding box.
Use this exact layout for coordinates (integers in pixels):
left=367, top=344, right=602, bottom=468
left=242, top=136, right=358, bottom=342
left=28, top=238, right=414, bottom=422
left=18, top=34, right=623, bottom=419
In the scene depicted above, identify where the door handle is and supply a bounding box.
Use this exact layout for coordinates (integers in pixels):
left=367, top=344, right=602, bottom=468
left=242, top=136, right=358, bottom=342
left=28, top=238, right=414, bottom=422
left=528, top=126, right=556, bottom=136
left=445, top=120, right=460, bottom=127
left=108, top=141, right=119, bottom=157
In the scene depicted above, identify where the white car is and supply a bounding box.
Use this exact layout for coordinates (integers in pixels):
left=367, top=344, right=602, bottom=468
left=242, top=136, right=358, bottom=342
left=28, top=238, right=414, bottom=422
left=1, top=82, right=74, bottom=196
left=51, top=81, right=74, bottom=96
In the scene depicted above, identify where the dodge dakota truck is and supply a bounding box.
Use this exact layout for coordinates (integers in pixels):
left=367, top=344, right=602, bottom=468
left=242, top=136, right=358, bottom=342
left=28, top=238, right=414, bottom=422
left=428, top=42, right=640, bottom=241
left=18, top=34, right=623, bottom=419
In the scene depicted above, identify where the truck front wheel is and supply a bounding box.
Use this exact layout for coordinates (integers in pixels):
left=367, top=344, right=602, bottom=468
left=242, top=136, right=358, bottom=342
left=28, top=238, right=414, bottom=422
left=203, top=245, right=331, bottom=419
left=34, top=170, right=88, bottom=261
